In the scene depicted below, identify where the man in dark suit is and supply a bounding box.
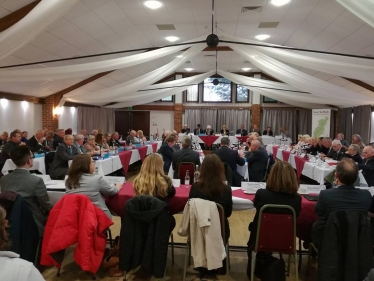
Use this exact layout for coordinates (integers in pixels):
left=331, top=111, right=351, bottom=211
left=181, top=124, right=190, bottom=134
left=213, top=137, right=245, bottom=183
left=193, top=124, right=204, bottom=135
left=262, top=126, right=273, bottom=136
left=0, top=146, right=52, bottom=236
left=204, top=125, right=214, bottom=135
left=358, top=146, right=374, bottom=187
left=0, top=130, right=26, bottom=172
left=326, top=140, right=347, bottom=160
left=172, top=136, right=200, bottom=179
left=53, top=129, right=65, bottom=150
left=320, top=137, right=333, bottom=156
left=246, top=140, right=268, bottom=182
left=312, top=158, right=372, bottom=248
left=26, top=129, right=45, bottom=153
left=341, top=144, right=362, bottom=163
left=43, top=131, right=54, bottom=151
left=49, top=135, right=79, bottom=179
left=236, top=124, right=248, bottom=136
left=250, top=124, right=261, bottom=136
left=110, top=131, right=122, bottom=146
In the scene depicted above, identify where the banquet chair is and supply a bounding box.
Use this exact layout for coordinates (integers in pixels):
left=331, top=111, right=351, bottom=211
left=178, top=162, right=195, bottom=184
left=44, top=152, right=55, bottom=175
left=250, top=204, right=298, bottom=281
left=262, top=158, right=271, bottom=182
left=182, top=203, right=230, bottom=281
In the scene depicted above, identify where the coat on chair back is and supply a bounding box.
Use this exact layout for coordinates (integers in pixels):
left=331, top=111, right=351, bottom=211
left=40, top=194, right=113, bottom=274
left=319, top=211, right=373, bottom=281
left=119, top=196, right=174, bottom=279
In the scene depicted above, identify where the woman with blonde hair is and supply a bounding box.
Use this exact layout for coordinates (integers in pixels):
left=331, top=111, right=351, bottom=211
left=66, top=154, right=121, bottom=219
left=95, top=133, right=109, bottom=152
left=246, top=161, right=301, bottom=275
left=137, top=130, right=147, bottom=143
left=220, top=125, right=229, bottom=136
left=133, top=153, right=175, bottom=202
left=0, top=206, right=45, bottom=280
left=84, top=135, right=100, bottom=154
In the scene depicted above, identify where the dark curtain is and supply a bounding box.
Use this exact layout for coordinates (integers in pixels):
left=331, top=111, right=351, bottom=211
left=352, top=105, right=371, bottom=145
left=185, top=108, right=218, bottom=132
left=261, top=108, right=297, bottom=141
left=217, top=109, right=251, bottom=134
left=77, top=107, right=115, bottom=133
left=338, top=107, right=353, bottom=141
left=298, top=109, right=312, bottom=136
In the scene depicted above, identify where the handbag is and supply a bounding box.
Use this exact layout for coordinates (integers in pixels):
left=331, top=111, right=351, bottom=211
left=254, top=252, right=285, bottom=281
left=101, top=236, right=123, bottom=277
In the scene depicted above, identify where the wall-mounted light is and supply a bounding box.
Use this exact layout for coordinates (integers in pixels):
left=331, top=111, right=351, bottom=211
left=241, top=61, right=252, bottom=71
left=184, top=61, right=194, bottom=71
left=70, top=107, right=76, bottom=114
left=53, top=106, right=63, bottom=116
left=21, top=101, right=28, bottom=110
left=1, top=98, right=8, bottom=108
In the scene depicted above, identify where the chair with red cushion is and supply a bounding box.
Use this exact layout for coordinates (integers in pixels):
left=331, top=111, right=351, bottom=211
left=178, top=162, right=195, bottom=184
left=250, top=204, right=298, bottom=281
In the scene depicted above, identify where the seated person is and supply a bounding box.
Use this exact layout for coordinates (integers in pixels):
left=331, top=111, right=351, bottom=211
left=109, top=131, right=122, bottom=147
left=137, top=130, right=147, bottom=143
left=125, top=130, right=139, bottom=145
left=262, top=126, right=273, bottom=136
left=172, top=136, right=200, bottom=179
left=236, top=124, right=248, bottom=136
left=246, top=140, right=268, bottom=182
left=181, top=124, right=190, bottom=134
left=250, top=124, right=261, bottom=135
left=247, top=161, right=301, bottom=269
left=84, top=136, right=100, bottom=154
left=26, top=129, right=45, bottom=153
left=0, top=206, right=45, bottom=281
left=344, top=144, right=362, bottom=164
left=320, top=137, right=333, bottom=156
left=280, top=126, right=290, bottom=138
left=352, top=134, right=365, bottom=154
left=49, top=135, right=79, bottom=179
left=220, top=125, right=229, bottom=136
left=52, top=129, right=65, bottom=150
left=193, top=124, right=204, bottom=135
left=66, top=154, right=121, bottom=219
left=0, top=146, right=52, bottom=236
left=73, top=134, right=87, bottom=154
left=158, top=134, right=176, bottom=173
left=204, top=125, right=214, bottom=135
left=358, top=146, right=374, bottom=187
left=0, top=130, right=26, bottom=172
left=0, top=131, right=8, bottom=145
left=326, top=140, right=346, bottom=160
left=21, top=131, right=28, bottom=143
left=336, top=132, right=349, bottom=148
left=94, top=133, right=109, bottom=153
left=102, top=134, right=111, bottom=150
left=103, top=133, right=112, bottom=149
left=296, top=134, right=304, bottom=146
left=42, top=131, right=54, bottom=151
left=189, top=154, right=232, bottom=241
left=306, top=137, right=321, bottom=155
left=213, top=137, right=245, bottom=184
left=311, top=158, right=372, bottom=248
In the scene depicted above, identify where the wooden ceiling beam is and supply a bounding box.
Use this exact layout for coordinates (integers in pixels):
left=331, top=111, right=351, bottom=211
left=0, top=91, right=44, bottom=104
left=0, top=0, right=41, bottom=32
left=342, top=77, right=374, bottom=93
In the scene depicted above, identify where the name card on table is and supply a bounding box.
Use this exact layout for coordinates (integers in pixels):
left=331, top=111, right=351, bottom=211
left=33, top=174, right=51, bottom=183
left=105, top=176, right=126, bottom=185
left=298, top=184, right=326, bottom=195
left=241, top=182, right=266, bottom=194
left=172, top=179, right=181, bottom=187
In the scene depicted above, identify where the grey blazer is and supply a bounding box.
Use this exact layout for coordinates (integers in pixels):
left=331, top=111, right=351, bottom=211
left=49, top=142, right=79, bottom=179
left=66, top=173, right=118, bottom=219
left=0, top=169, right=52, bottom=236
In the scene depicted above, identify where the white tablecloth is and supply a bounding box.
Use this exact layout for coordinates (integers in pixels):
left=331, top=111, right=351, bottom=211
left=2, top=157, right=46, bottom=175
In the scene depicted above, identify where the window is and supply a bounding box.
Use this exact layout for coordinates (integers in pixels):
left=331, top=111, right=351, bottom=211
left=263, top=96, right=277, bottom=103
left=161, top=96, right=173, bottom=102
left=236, top=85, right=249, bottom=102
left=185, top=84, right=199, bottom=102
left=203, top=77, right=232, bottom=102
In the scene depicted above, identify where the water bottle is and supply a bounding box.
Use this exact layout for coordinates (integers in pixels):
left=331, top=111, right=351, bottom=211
left=194, top=165, right=199, bottom=182
left=185, top=170, right=190, bottom=185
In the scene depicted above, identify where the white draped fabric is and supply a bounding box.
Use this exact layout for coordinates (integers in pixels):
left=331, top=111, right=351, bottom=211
left=64, top=44, right=206, bottom=105
left=229, top=44, right=374, bottom=106
left=107, top=71, right=215, bottom=108
left=222, top=34, right=374, bottom=82
left=218, top=70, right=330, bottom=109
left=0, top=0, right=79, bottom=61
left=0, top=45, right=192, bottom=82
left=337, top=0, right=374, bottom=29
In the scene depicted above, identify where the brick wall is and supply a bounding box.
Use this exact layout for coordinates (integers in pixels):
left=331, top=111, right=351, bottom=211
left=251, top=104, right=261, bottom=127
left=42, top=95, right=59, bottom=131
left=173, top=103, right=183, bottom=131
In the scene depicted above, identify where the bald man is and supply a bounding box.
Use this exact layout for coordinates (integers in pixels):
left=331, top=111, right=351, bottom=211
left=26, top=129, right=45, bottom=153
left=358, top=146, right=374, bottom=187
left=245, top=140, right=268, bottom=182
left=125, top=130, right=138, bottom=145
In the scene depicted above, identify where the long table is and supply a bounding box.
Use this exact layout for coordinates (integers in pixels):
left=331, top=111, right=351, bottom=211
left=1, top=142, right=162, bottom=176
left=267, top=144, right=368, bottom=186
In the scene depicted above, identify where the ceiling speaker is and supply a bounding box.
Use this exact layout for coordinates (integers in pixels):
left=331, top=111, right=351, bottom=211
left=206, top=34, right=219, bottom=47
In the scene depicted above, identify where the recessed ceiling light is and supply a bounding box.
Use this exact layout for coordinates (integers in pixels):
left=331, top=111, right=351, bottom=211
left=176, top=55, right=183, bottom=58
left=241, top=67, right=252, bottom=71
left=255, top=34, right=270, bottom=41
left=184, top=68, right=194, bottom=71
left=271, top=0, right=291, bottom=6
left=165, top=36, right=179, bottom=42
left=144, top=1, right=162, bottom=9
left=241, top=61, right=252, bottom=71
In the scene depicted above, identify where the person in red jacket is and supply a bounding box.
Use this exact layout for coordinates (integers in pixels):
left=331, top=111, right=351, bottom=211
left=41, top=194, right=113, bottom=274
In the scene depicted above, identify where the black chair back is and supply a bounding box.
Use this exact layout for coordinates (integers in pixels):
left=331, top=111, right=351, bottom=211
left=44, top=152, right=55, bottom=174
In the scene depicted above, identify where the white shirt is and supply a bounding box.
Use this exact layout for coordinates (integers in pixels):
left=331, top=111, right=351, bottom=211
left=0, top=251, right=45, bottom=281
